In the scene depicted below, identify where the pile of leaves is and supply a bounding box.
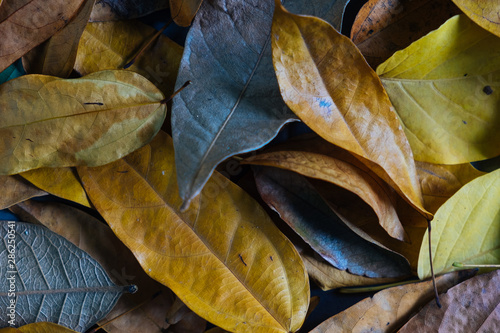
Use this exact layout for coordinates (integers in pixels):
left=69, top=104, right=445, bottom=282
left=0, top=0, right=499, bottom=332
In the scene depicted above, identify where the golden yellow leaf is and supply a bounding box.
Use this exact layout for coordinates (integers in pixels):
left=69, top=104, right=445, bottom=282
left=170, top=0, right=204, bottom=27
left=21, top=0, right=94, bottom=77
left=416, top=161, right=486, bottom=214
left=75, top=20, right=183, bottom=97
left=0, top=0, right=86, bottom=72
left=0, top=175, right=46, bottom=209
left=310, top=270, right=475, bottom=333
left=0, top=322, right=78, bottom=333
left=377, top=15, right=500, bottom=164
left=272, top=1, right=429, bottom=220
left=452, top=0, right=500, bottom=37
left=20, top=168, right=91, bottom=207
left=245, top=149, right=406, bottom=241
left=418, top=169, right=500, bottom=279
left=0, top=70, right=165, bottom=175
left=78, top=131, right=310, bottom=333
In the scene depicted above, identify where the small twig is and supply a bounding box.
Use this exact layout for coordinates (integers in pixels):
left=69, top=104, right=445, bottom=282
left=160, top=81, right=192, bottom=104
left=122, top=19, right=172, bottom=69
left=427, top=219, right=441, bottom=308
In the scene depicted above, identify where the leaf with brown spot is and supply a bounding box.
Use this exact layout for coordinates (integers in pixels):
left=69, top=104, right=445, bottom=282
left=351, top=0, right=460, bottom=68
left=272, top=1, right=430, bottom=221
left=0, top=0, right=86, bottom=72
left=170, top=0, right=204, bottom=27
left=0, top=70, right=166, bottom=175
left=0, top=175, right=46, bottom=210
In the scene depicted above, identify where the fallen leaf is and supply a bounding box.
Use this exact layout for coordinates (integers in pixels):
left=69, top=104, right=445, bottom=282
left=0, top=175, right=46, bottom=210
left=0, top=70, right=166, bottom=175
left=0, top=60, right=25, bottom=84
left=244, top=149, right=406, bottom=241
left=416, top=161, right=486, bottom=214
left=254, top=166, right=411, bottom=278
left=399, top=269, right=500, bottom=332
left=351, top=0, right=460, bottom=68
left=75, top=20, right=183, bottom=97
left=418, top=169, right=500, bottom=279
left=9, top=200, right=206, bottom=333
left=170, top=0, right=204, bottom=27
left=272, top=1, right=430, bottom=221
left=0, top=221, right=127, bottom=331
left=20, top=168, right=91, bottom=207
left=172, top=0, right=349, bottom=209
left=0, top=322, right=78, bottom=332
left=78, top=131, right=310, bottom=333
left=452, top=0, right=500, bottom=37
left=0, top=0, right=86, bottom=72
left=89, top=0, right=169, bottom=21
left=377, top=14, right=500, bottom=164
left=310, top=270, right=475, bottom=333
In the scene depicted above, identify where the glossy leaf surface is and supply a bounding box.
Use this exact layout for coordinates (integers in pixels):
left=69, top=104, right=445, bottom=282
left=378, top=15, right=500, bottom=164
left=418, top=169, right=500, bottom=279
left=0, top=221, right=125, bottom=331
left=0, top=70, right=165, bottom=175
left=78, top=131, right=309, bottom=333
left=272, top=1, right=429, bottom=220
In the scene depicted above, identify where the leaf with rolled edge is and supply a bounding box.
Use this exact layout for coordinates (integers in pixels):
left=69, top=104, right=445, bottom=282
left=0, top=176, right=47, bottom=210
left=244, top=149, right=406, bottom=241
left=254, top=166, right=411, bottom=278
left=0, top=60, right=25, bottom=84
left=170, top=0, right=204, bottom=27
left=377, top=15, right=500, bottom=164
left=77, top=131, right=309, bottom=333
left=20, top=168, right=91, bottom=208
left=0, top=221, right=131, bottom=331
left=452, top=0, right=500, bottom=37
left=74, top=20, right=183, bottom=97
left=0, top=70, right=166, bottom=175
left=400, top=269, right=500, bottom=333
left=0, top=322, right=78, bottom=332
left=418, top=169, right=500, bottom=279
left=172, top=0, right=350, bottom=210
left=310, top=270, right=476, bottom=333
left=89, top=0, right=169, bottom=21
left=0, top=0, right=86, bottom=72
left=272, top=1, right=430, bottom=221
left=22, top=0, right=94, bottom=77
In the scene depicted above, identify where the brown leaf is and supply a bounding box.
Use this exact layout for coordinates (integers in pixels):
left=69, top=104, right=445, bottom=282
left=351, top=0, right=460, bottom=68
left=170, top=0, right=204, bottom=27
left=310, top=271, right=476, bottom=333
left=0, top=0, right=86, bottom=72
left=0, top=175, right=46, bottom=210
left=399, top=270, right=500, bottom=332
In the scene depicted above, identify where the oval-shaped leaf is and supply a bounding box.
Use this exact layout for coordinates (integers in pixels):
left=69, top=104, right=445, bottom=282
left=0, top=0, right=85, bottom=72
left=0, top=322, right=78, bottom=333
left=78, top=131, right=309, bottom=333
left=0, top=70, right=165, bottom=175
left=452, top=0, right=500, bottom=37
left=0, top=176, right=46, bottom=210
left=254, top=166, right=411, bottom=278
left=377, top=15, right=500, bottom=164
left=271, top=1, right=430, bottom=220
left=0, top=221, right=127, bottom=331
left=418, top=169, right=500, bottom=279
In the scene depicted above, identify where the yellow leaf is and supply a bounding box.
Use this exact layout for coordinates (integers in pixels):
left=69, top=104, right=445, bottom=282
left=0, top=0, right=86, bottom=72
left=0, top=175, right=46, bottom=209
left=0, top=70, right=166, bottom=175
left=0, top=322, right=78, bottom=332
left=452, top=0, right=500, bottom=37
left=418, top=168, right=500, bottom=279
left=21, top=0, right=95, bottom=77
left=377, top=15, right=500, bottom=164
left=75, top=20, right=183, bottom=97
left=272, top=1, right=430, bottom=220
left=170, top=0, right=204, bottom=27
left=78, top=131, right=310, bottom=333
left=20, top=168, right=91, bottom=207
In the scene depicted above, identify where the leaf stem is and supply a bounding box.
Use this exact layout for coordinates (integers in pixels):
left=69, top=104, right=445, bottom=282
left=453, top=262, right=500, bottom=268
left=427, top=219, right=441, bottom=308
left=122, top=19, right=172, bottom=69
left=161, top=80, right=192, bottom=104
left=338, top=278, right=420, bottom=293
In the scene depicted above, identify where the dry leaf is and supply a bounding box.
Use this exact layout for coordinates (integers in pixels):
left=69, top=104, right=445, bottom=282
left=170, top=0, right=204, bottom=27
left=0, top=322, right=78, bottom=332
left=452, top=0, right=500, bottom=37
left=272, top=1, right=430, bottom=220
left=0, top=175, right=46, bottom=210
left=89, top=0, right=169, bottom=21
left=0, top=70, right=165, bottom=175
left=0, top=0, right=86, bottom=72
left=78, top=131, right=310, bottom=333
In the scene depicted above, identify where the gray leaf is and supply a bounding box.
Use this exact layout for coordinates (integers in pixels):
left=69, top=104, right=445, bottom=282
left=0, top=221, right=129, bottom=332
